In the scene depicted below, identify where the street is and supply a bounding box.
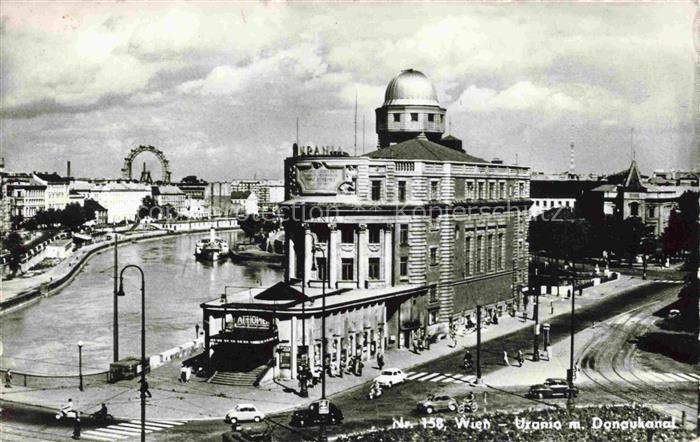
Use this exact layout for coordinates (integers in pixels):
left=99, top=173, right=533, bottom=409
left=146, top=279, right=696, bottom=441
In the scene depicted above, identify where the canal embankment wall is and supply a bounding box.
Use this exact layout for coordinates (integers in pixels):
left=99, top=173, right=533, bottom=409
left=0, top=220, right=242, bottom=317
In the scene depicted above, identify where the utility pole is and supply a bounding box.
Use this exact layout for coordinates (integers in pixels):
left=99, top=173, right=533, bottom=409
left=476, top=305, right=482, bottom=383
left=113, top=229, right=119, bottom=362
left=567, top=262, right=576, bottom=406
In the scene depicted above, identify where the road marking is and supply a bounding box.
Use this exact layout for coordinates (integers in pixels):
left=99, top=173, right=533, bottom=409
left=636, top=371, right=666, bottom=383
left=128, top=419, right=177, bottom=428
left=120, top=422, right=168, bottom=431
left=406, top=372, right=427, bottom=380
left=82, top=420, right=185, bottom=441
left=429, top=374, right=448, bottom=382
left=684, top=373, right=700, bottom=380
left=669, top=373, right=696, bottom=382
left=82, top=431, right=127, bottom=441
left=416, top=373, right=442, bottom=381
left=663, top=373, right=691, bottom=382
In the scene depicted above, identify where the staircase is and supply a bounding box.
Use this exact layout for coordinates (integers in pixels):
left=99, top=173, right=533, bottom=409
left=207, top=365, right=269, bottom=387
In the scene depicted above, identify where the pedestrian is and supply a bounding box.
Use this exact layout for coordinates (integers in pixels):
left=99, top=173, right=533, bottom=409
left=72, top=412, right=81, bottom=440
left=503, top=350, right=510, bottom=366
left=139, top=379, right=152, bottom=398
left=357, top=358, right=364, bottom=376
left=517, top=350, right=524, bottom=367
left=377, top=352, right=384, bottom=370
left=550, top=302, right=554, bottom=314
left=4, top=370, right=12, bottom=388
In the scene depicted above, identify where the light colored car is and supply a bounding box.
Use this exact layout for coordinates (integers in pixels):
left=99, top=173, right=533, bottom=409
left=373, top=368, right=407, bottom=388
left=224, top=403, right=265, bottom=424
left=416, top=395, right=458, bottom=414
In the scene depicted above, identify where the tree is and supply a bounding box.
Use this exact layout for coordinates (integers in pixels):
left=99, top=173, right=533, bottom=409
left=2, top=231, right=25, bottom=276
left=59, top=203, right=87, bottom=231
left=138, top=196, right=159, bottom=220
left=661, top=209, right=689, bottom=257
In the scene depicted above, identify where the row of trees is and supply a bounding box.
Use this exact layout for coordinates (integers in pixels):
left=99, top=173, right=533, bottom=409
left=530, top=191, right=699, bottom=266
left=19, top=200, right=102, bottom=231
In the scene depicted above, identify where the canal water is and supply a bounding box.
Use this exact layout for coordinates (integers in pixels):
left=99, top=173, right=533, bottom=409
left=0, top=231, right=283, bottom=375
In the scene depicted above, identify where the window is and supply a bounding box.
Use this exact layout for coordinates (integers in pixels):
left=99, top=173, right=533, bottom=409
left=316, top=257, right=327, bottom=281
left=499, top=182, right=506, bottom=199
left=489, top=182, right=496, bottom=200
left=371, top=180, right=382, bottom=201
left=648, top=206, right=656, bottom=218
left=368, top=258, right=381, bottom=280
left=630, top=202, right=640, bottom=217
left=341, top=226, right=354, bottom=244
left=428, top=309, right=439, bottom=324
left=429, top=246, right=438, bottom=265
left=518, top=183, right=524, bottom=197
left=476, top=236, right=482, bottom=273
left=465, top=236, right=471, bottom=276
left=477, top=182, right=485, bottom=199
left=497, top=233, right=504, bottom=270
left=428, top=114, right=434, bottom=122
left=392, top=113, right=400, bottom=122
left=369, top=226, right=381, bottom=244
left=430, top=214, right=439, bottom=230
left=535, top=200, right=540, bottom=206
left=398, top=181, right=407, bottom=202
left=341, top=258, right=354, bottom=281
left=410, top=113, right=418, bottom=122
left=486, top=234, right=493, bottom=271
left=429, top=286, right=438, bottom=302
left=430, top=180, right=439, bottom=200
left=400, top=256, right=408, bottom=277
left=466, top=180, right=475, bottom=199
left=399, top=224, right=409, bottom=245
left=565, top=201, right=570, bottom=207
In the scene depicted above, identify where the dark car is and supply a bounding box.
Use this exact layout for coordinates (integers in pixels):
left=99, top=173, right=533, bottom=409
left=528, top=378, right=578, bottom=399
left=290, top=401, right=344, bottom=427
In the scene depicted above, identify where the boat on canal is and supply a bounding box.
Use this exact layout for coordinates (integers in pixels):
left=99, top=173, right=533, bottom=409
left=195, top=228, right=230, bottom=261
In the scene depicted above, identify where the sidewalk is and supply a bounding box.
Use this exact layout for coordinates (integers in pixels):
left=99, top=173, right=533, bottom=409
left=0, top=275, right=647, bottom=422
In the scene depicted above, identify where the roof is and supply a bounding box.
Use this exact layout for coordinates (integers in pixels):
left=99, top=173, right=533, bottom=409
left=530, top=179, right=605, bottom=198
left=34, top=172, right=70, bottom=183
left=84, top=199, right=107, bottom=212
left=440, top=135, right=461, bottom=141
left=152, top=185, right=184, bottom=196
left=364, top=137, right=487, bottom=163
left=383, top=69, right=440, bottom=107
left=253, top=281, right=310, bottom=302
left=231, top=190, right=253, bottom=199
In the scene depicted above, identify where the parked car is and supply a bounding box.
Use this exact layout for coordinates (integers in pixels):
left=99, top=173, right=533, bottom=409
left=224, top=404, right=265, bottom=424
left=416, top=394, right=458, bottom=414
left=373, top=368, right=407, bottom=388
left=527, top=378, right=578, bottom=399
left=290, top=401, right=344, bottom=427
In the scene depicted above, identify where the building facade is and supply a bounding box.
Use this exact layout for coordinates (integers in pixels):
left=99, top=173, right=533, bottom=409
left=200, top=69, right=530, bottom=381
left=33, top=173, right=70, bottom=212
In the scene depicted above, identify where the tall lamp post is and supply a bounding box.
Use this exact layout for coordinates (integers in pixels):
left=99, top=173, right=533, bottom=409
left=113, top=229, right=120, bottom=363
left=78, top=341, right=84, bottom=391
left=116, top=264, right=147, bottom=442
left=532, top=267, right=540, bottom=362
left=565, top=261, right=576, bottom=407
left=311, top=241, right=328, bottom=442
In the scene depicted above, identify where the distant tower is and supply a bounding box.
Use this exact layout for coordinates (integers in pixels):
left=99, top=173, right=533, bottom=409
left=569, top=131, right=575, bottom=176
left=139, top=162, right=153, bottom=183
left=375, top=69, right=446, bottom=147
left=694, top=3, right=700, bottom=171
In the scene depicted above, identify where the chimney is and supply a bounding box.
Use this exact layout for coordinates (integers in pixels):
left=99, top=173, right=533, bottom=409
left=67, top=161, right=71, bottom=178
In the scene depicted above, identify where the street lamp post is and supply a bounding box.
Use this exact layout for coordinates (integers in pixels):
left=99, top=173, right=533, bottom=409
left=533, top=267, right=540, bottom=362
left=567, top=261, right=576, bottom=407
left=78, top=341, right=84, bottom=391
left=116, top=264, right=147, bottom=442
left=113, top=229, right=120, bottom=363
left=311, top=242, right=328, bottom=442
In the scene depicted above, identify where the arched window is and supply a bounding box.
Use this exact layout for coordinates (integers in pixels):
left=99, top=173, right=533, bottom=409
left=629, top=202, right=640, bottom=217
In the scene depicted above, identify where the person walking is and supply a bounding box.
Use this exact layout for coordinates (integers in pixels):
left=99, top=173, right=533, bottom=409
left=72, top=412, right=81, bottom=440
left=377, top=351, right=384, bottom=370
left=139, top=379, right=152, bottom=398
left=357, top=358, right=364, bottom=376
left=517, top=350, right=524, bottom=367
left=503, top=350, right=510, bottom=366
left=4, top=370, right=12, bottom=388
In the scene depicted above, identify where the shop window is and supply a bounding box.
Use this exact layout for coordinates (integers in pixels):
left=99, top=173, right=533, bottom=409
left=400, top=256, right=408, bottom=278
left=341, top=258, right=354, bottom=281
left=371, top=180, right=382, bottom=201
left=368, top=258, right=380, bottom=280
left=369, top=226, right=381, bottom=244
left=399, top=224, right=409, bottom=245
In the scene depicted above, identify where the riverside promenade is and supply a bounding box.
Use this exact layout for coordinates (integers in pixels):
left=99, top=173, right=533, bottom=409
left=0, top=275, right=646, bottom=423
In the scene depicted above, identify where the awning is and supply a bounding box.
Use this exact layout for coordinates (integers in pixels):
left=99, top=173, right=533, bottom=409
left=211, top=328, right=278, bottom=345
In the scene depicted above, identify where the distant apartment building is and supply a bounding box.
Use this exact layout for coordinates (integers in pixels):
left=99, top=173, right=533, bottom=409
left=7, top=178, right=46, bottom=218
left=72, top=181, right=151, bottom=224
left=230, top=190, right=259, bottom=215
left=33, top=172, right=70, bottom=211
left=152, top=184, right=187, bottom=213
left=529, top=172, right=604, bottom=218
left=231, top=179, right=285, bottom=211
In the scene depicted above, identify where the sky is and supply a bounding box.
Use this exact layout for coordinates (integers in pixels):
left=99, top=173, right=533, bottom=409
left=1, top=2, right=697, bottom=181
